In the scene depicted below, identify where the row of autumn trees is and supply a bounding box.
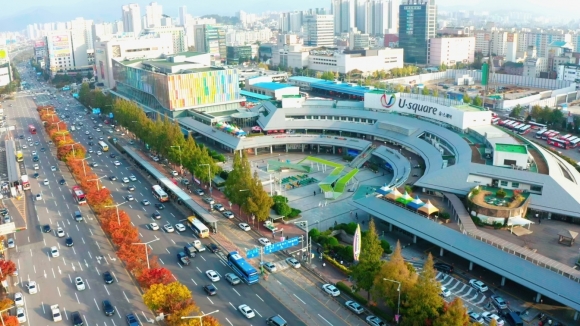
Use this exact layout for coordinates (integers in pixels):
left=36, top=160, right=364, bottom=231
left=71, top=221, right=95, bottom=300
left=347, top=220, right=493, bottom=326
left=37, top=105, right=220, bottom=326
left=77, top=83, right=222, bottom=184
left=0, top=258, right=19, bottom=325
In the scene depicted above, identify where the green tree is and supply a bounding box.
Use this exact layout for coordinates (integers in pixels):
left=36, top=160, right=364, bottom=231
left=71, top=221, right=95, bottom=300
left=432, top=89, right=439, bottom=98
left=402, top=254, right=444, bottom=326
left=550, top=108, right=564, bottom=127
left=462, top=93, right=472, bottom=104
left=433, top=298, right=470, bottom=326
left=245, top=171, right=274, bottom=222
left=320, top=71, right=335, bottom=81
left=224, top=151, right=253, bottom=206
left=350, top=219, right=384, bottom=300
left=472, top=95, right=483, bottom=106
left=438, top=63, right=448, bottom=72
left=509, top=104, right=523, bottom=118
left=530, top=105, right=543, bottom=120
left=421, top=87, right=430, bottom=95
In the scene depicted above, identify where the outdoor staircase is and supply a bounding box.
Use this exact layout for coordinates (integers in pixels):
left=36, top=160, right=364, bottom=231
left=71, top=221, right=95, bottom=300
left=349, top=146, right=377, bottom=168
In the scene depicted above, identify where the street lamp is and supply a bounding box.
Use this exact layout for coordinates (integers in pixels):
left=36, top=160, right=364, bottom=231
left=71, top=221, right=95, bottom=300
left=79, top=157, right=90, bottom=176
left=50, top=121, right=62, bottom=132
left=170, top=145, right=182, bottom=171
left=132, top=238, right=160, bottom=270
left=87, top=175, right=107, bottom=191
left=199, top=163, right=211, bottom=193
left=181, top=310, right=219, bottom=326
left=383, top=278, right=401, bottom=323
left=105, top=201, right=128, bottom=226
left=0, top=305, right=14, bottom=326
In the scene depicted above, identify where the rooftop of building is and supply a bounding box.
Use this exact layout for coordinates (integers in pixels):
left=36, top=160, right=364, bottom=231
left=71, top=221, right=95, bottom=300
left=495, top=143, right=528, bottom=154
left=240, top=90, right=273, bottom=100
left=251, top=82, right=295, bottom=90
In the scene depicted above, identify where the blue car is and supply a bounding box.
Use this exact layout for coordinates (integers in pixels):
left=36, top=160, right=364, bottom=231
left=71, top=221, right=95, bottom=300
left=126, top=313, right=139, bottom=326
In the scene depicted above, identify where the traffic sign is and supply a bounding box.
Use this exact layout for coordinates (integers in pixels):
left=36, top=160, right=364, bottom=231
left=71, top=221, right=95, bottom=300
left=264, top=237, right=300, bottom=255
left=246, top=248, right=260, bottom=259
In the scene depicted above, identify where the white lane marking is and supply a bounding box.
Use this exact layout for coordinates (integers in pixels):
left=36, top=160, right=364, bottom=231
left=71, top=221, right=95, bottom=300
left=318, top=314, right=334, bottom=326
left=57, top=287, right=61, bottom=297
left=104, top=284, right=110, bottom=295
left=293, top=294, right=306, bottom=304
left=232, top=288, right=241, bottom=296
left=123, top=291, right=130, bottom=303
left=256, top=294, right=264, bottom=302
left=159, top=258, right=165, bottom=265
left=94, top=298, right=100, bottom=310
left=112, top=271, right=119, bottom=283
left=191, top=278, right=197, bottom=286
left=75, top=292, right=80, bottom=303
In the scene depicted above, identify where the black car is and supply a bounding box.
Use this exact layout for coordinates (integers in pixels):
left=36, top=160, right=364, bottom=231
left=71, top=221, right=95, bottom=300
left=152, top=212, right=161, bottom=220
left=102, top=300, right=115, bottom=316
left=59, top=179, right=66, bottom=185
left=109, top=176, right=117, bottom=181
left=33, top=173, right=39, bottom=179
left=71, top=311, right=84, bottom=326
left=203, top=284, right=217, bottom=296
left=88, top=136, right=93, bottom=140
left=109, top=153, right=116, bottom=158
left=434, top=262, right=454, bottom=274
left=42, top=225, right=51, bottom=233
left=103, top=271, right=114, bottom=284
left=207, top=243, right=220, bottom=253
left=65, top=237, right=74, bottom=247
left=40, top=147, right=45, bottom=152
left=18, top=135, right=24, bottom=139
left=155, top=203, right=165, bottom=210
left=88, top=141, right=94, bottom=146
left=127, top=185, right=135, bottom=191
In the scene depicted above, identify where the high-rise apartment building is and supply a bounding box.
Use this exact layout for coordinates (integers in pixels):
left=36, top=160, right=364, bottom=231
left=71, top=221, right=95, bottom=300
left=304, top=15, right=335, bottom=47
left=371, top=0, right=399, bottom=35
left=69, top=17, right=94, bottom=68
left=194, top=25, right=227, bottom=62
left=46, top=30, right=75, bottom=74
left=143, top=26, right=187, bottom=54
left=398, top=0, right=437, bottom=64
left=356, top=0, right=372, bottom=34
left=517, top=30, right=571, bottom=58
left=332, top=0, right=355, bottom=34
left=122, top=3, right=142, bottom=34
left=145, top=2, right=163, bottom=28
left=428, top=37, right=475, bottom=66
left=179, top=6, right=187, bottom=26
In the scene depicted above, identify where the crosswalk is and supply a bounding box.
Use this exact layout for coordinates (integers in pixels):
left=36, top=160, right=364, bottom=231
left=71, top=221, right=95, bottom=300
left=436, top=272, right=488, bottom=306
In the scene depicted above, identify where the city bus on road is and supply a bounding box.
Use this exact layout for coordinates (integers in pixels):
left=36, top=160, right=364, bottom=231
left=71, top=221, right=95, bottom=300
left=28, top=125, right=36, bottom=134
left=227, top=251, right=259, bottom=284
left=547, top=137, right=571, bottom=150
left=98, top=141, right=109, bottom=152
left=187, top=216, right=209, bottom=238
left=152, top=185, right=169, bottom=202
left=528, top=121, right=547, bottom=130
left=72, top=186, right=87, bottom=205
left=518, top=125, right=531, bottom=134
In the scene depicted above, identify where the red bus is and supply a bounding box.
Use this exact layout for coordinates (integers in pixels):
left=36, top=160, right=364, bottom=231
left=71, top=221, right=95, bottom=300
left=72, top=186, right=87, bottom=205
left=547, top=137, right=571, bottom=150
left=28, top=125, right=36, bottom=134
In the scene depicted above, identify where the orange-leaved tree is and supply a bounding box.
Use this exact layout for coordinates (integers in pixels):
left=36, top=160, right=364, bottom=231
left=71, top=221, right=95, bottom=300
left=0, top=260, right=17, bottom=281
left=137, top=267, right=173, bottom=289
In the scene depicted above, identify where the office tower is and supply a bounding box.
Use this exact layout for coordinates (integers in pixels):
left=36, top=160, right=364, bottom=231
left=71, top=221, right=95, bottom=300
left=122, top=3, right=142, bottom=34
left=143, top=26, right=186, bottom=53
left=194, top=25, right=227, bottom=61
left=69, top=17, right=93, bottom=67
left=332, top=0, right=355, bottom=34
left=398, top=0, right=436, bottom=64
left=146, top=2, right=163, bottom=28
left=304, top=15, right=334, bottom=47
left=179, top=6, right=187, bottom=26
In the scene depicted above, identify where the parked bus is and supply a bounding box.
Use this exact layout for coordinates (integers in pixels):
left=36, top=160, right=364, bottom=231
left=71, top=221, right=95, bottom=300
left=492, top=118, right=500, bottom=125
left=572, top=138, right=580, bottom=148
left=568, top=136, right=579, bottom=144
left=186, top=216, right=209, bottom=238
left=541, top=130, right=555, bottom=140
left=28, top=125, right=36, bottom=134
left=498, top=120, right=510, bottom=126
left=547, top=137, right=571, bottom=150
left=560, top=134, right=572, bottom=140
left=152, top=185, right=169, bottom=202
left=98, top=141, right=109, bottom=152
left=505, top=121, right=518, bottom=128
left=528, top=121, right=547, bottom=130
left=511, top=123, right=524, bottom=130
left=72, top=186, right=87, bottom=205
left=535, top=129, right=548, bottom=139
left=518, top=125, right=531, bottom=135
left=227, top=251, right=259, bottom=284
left=547, top=131, right=560, bottom=139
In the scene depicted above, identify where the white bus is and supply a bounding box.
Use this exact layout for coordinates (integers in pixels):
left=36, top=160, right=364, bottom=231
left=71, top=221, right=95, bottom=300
left=492, top=117, right=500, bottom=125
left=535, top=129, right=548, bottom=139
left=560, top=134, right=572, bottom=140
left=568, top=136, right=579, bottom=143
left=518, top=125, right=531, bottom=134
left=98, top=141, right=109, bottom=152
left=152, top=185, right=169, bottom=202
left=505, top=121, right=518, bottom=128
left=572, top=138, right=580, bottom=148
left=187, top=216, right=210, bottom=238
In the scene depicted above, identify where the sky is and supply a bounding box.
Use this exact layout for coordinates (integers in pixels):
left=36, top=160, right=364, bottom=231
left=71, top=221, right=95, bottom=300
left=1, top=0, right=579, bottom=31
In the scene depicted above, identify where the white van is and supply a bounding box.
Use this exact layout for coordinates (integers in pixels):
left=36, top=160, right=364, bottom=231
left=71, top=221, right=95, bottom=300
left=70, top=126, right=76, bottom=131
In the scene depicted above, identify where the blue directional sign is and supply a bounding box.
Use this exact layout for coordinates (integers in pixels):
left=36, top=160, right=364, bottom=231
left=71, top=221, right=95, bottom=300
left=264, top=237, right=300, bottom=255
left=246, top=248, right=260, bottom=259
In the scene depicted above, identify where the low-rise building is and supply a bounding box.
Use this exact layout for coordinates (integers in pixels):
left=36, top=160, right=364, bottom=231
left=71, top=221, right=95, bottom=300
left=244, top=78, right=299, bottom=100
left=308, top=48, right=403, bottom=76
left=226, top=45, right=252, bottom=65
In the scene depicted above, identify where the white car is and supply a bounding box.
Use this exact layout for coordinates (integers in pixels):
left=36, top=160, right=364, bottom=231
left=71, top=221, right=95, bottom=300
left=50, top=246, right=59, bottom=257
left=56, top=227, right=65, bottom=238
left=203, top=197, right=215, bottom=205
left=481, top=312, right=505, bottom=326
left=16, top=307, right=26, bottom=323
left=7, top=238, right=14, bottom=249
left=126, top=195, right=134, bottom=201
left=129, top=175, right=137, bottom=181
left=213, top=203, right=225, bottom=212
left=97, top=151, right=102, bottom=156
left=50, top=166, right=57, bottom=171
left=85, top=131, right=89, bottom=135
left=141, top=199, right=151, bottom=206
left=366, top=316, right=386, bottom=326
left=14, top=292, right=24, bottom=306
left=171, top=170, right=178, bottom=176
left=286, top=257, right=301, bottom=268
left=163, top=224, right=175, bottom=233
left=239, top=223, right=251, bottom=231
left=206, top=270, right=220, bottom=282
left=175, top=223, right=186, bottom=232
left=440, top=286, right=451, bottom=298
left=258, top=238, right=271, bottom=246
left=21, top=144, right=27, bottom=149
left=33, top=164, right=39, bottom=170
left=468, top=279, right=489, bottom=293
left=43, top=179, right=49, bottom=185
left=27, top=281, right=38, bottom=294
left=88, top=149, right=94, bottom=153
left=122, top=177, right=130, bottom=183
left=345, top=300, right=364, bottom=314
left=149, top=223, right=160, bottom=231
left=468, top=312, right=484, bottom=325
left=113, top=161, right=121, bottom=166
left=222, top=210, right=234, bottom=218
left=31, top=151, right=37, bottom=156
left=322, top=284, right=341, bottom=297
left=35, top=194, right=42, bottom=201
left=238, top=304, right=255, bottom=319
left=75, top=277, right=86, bottom=291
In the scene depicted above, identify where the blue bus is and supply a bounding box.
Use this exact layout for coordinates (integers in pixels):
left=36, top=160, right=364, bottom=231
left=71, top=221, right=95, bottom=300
left=227, top=252, right=259, bottom=284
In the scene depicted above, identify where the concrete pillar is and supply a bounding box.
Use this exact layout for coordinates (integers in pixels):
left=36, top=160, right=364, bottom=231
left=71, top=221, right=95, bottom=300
left=389, top=223, right=393, bottom=232
left=574, top=311, right=579, bottom=321
left=301, top=144, right=305, bottom=153
left=501, top=276, right=506, bottom=287
left=255, top=148, right=258, bottom=156
left=305, top=129, right=308, bottom=135
left=412, top=235, right=417, bottom=243
left=469, top=261, right=473, bottom=271
left=285, top=144, right=288, bottom=153
left=317, top=144, right=320, bottom=153
left=439, top=247, right=444, bottom=257
left=339, top=131, right=342, bottom=136
left=332, top=146, right=335, bottom=154
left=270, top=146, right=273, bottom=154
left=535, top=292, right=542, bottom=303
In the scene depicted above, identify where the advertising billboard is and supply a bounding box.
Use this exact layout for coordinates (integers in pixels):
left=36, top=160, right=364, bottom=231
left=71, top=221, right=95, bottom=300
left=353, top=224, right=361, bottom=262
left=35, top=41, right=46, bottom=48
left=0, top=49, right=6, bottom=60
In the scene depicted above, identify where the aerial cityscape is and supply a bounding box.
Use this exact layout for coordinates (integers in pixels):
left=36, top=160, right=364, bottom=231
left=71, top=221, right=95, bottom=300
left=0, top=0, right=579, bottom=325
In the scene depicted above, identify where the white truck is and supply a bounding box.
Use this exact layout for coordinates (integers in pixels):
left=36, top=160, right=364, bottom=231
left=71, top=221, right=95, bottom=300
left=51, top=304, right=62, bottom=322
left=193, top=240, right=206, bottom=252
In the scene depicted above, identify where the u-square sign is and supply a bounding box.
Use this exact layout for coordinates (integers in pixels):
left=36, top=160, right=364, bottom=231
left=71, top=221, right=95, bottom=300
left=364, top=92, right=492, bottom=130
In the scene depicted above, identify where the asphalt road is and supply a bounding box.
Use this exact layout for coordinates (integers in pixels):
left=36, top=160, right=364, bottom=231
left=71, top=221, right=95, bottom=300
left=5, top=70, right=155, bottom=326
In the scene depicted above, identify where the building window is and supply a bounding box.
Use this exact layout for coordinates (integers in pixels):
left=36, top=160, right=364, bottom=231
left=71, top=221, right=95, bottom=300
left=511, top=182, right=519, bottom=188
left=530, top=185, right=542, bottom=192
left=500, top=181, right=508, bottom=186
